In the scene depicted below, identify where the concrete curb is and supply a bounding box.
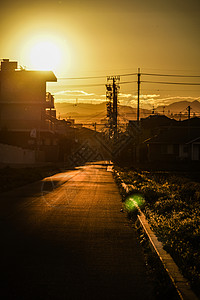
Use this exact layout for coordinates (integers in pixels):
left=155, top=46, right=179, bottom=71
left=114, top=171, right=199, bottom=300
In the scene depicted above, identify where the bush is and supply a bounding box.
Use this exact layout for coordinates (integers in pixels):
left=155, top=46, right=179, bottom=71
left=114, top=166, right=200, bottom=294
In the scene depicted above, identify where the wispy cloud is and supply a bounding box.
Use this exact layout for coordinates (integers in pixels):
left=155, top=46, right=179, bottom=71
left=156, top=96, right=200, bottom=102
left=118, top=93, right=132, bottom=98
left=52, top=88, right=200, bottom=109
left=54, top=90, right=94, bottom=96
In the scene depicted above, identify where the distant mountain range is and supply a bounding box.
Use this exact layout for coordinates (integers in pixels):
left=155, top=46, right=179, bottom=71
left=156, top=100, right=200, bottom=114
left=55, top=102, right=151, bottom=123
left=54, top=100, right=200, bottom=123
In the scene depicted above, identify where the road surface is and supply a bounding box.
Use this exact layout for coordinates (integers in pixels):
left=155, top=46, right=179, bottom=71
left=0, top=162, right=154, bottom=299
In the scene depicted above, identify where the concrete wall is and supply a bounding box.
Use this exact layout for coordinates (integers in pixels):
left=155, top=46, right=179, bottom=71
left=0, top=72, right=46, bottom=104
left=0, top=143, right=36, bottom=164
left=192, top=144, right=200, bottom=161
left=0, top=104, right=45, bottom=130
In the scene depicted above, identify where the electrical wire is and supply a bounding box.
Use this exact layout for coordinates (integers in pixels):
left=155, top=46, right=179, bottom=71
left=58, top=75, right=106, bottom=80
left=58, top=72, right=200, bottom=80
left=119, top=81, right=137, bottom=85
left=142, top=80, right=200, bottom=86
left=53, top=81, right=137, bottom=88
left=58, top=73, right=137, bottom=80
left=56, top=79, right=200, bottom=88
left=56, top=83, right=105, bottom=87
left=142, top=73, right=200, bottom=78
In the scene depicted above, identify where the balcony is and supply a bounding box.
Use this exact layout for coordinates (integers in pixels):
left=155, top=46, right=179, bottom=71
left=46, top=92, right=54, bottom=108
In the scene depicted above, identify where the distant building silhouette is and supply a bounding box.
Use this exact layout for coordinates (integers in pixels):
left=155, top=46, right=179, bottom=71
left=145, top=126, right=200, bottom=162
left=142, top=116, right=200, bottom=163
left=120, top=115, right=200, bottom=166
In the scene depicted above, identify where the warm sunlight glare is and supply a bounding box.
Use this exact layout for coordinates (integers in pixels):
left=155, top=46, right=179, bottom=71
left=30, top=41, right=61, bottom=71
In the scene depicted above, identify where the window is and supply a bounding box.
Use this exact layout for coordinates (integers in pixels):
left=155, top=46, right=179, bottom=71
left=167, top=144, right=173, bottom=154
left=183, top=145, right=189, bottom=153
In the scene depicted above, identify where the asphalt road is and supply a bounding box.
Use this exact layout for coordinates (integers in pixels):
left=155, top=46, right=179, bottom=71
left=0, top=162, right=155, bottom=300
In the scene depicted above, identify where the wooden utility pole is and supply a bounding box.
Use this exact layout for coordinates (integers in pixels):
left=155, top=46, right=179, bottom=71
left=137, top=68, right=141, bottom=124
left=187, top=105, right=191, bottom=119
left=136, top=68, right=141, bottom=163
left=113, top=77, right=118, bottom=141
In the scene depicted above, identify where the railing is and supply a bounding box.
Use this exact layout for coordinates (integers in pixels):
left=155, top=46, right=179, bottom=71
left=46, top=92, right=54, bottom=108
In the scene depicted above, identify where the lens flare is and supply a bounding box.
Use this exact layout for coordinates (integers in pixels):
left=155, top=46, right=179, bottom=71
left=124, top=194, right=145, bottom=212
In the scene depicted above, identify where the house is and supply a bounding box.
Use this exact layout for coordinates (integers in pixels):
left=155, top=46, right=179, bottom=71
left=0, top=59, right=59, bottom=163
left=0, top=59, right=57, bottom=131
left=145, top=125, right=200, bottom=162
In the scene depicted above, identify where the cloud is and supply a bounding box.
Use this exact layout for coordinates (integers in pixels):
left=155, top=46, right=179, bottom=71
left=52, top=88, right=200, bottom=110
left=54, top=90, right=94, bottom=96
left=156, top=96, right=200, bottom=102
left=117, top=93, right=160, bottom=107
left=118, top=93, right=132, bottom=98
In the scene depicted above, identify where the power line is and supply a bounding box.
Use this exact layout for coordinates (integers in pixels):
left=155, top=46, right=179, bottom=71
left=56, top=83, right=105, bottom=87
left=58, top=73, right=137, bottom=80
left=120, top=73, right=137, bottom=77
left=53, top=81, right=137, bottom=88
left=142, top=80, right=200, bottom=86
left=141, top=89, right=200, bottom=92
left=142, top=73, right=200, bottom=78
left=119, top=81, right=137, bottom=85
left=58, top=72, right=200, bottom=80
left=58, top=75, right=106, bottom=80
left=57, top=79, right=200, bottom=88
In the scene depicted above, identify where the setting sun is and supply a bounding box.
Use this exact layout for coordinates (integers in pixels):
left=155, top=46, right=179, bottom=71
left=30, top=41, right=62, bottom=71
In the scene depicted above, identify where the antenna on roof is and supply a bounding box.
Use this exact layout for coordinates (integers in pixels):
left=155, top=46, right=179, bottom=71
left=20, top=65, right=26, bottom=70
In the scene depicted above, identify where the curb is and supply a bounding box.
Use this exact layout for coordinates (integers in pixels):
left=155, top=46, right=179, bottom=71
left=115, top=171, right=199, bottom=300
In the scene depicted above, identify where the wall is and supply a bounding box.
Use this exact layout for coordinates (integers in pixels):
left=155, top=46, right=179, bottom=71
left=0, top=69, right=56, bottom=131
left=0, top=71, right=46, bottom=104
left=0, top=143, right=36, bottom=164
left=192, top=144, right=200, bottom=161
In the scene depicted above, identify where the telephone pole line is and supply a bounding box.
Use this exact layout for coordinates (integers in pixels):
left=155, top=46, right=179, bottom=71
left=137, top=68, right=141, bottom=124
left=187, top=105, right=191, bottom=119
left=106, top=76, right=120, bottom=141
left=113, top=77, right=118, bottom=141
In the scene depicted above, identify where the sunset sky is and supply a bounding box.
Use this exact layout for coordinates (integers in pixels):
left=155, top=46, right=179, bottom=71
left=1, top=0, right=200, bottom=111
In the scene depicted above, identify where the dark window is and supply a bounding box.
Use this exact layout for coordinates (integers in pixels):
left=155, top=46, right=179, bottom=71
left=161, top=144, right=167, bottom=154
left=173, top=144, right=179, bottom=155
left=183, top=145, right=189, bottom=153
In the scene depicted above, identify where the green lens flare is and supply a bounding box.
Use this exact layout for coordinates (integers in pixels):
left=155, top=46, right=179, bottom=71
left=124, top=194, right=145, bottom=212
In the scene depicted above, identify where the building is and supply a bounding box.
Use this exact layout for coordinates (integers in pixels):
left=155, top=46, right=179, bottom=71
left=0, top=59, right=57, bottom=131
left=0, top=59, right=59, bottom=163
left=145, top=126, right=200, bottom=162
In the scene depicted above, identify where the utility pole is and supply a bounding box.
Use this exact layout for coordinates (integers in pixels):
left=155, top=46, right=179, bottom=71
left=106, top=76, right=120, bottom=141
left=137, top=68, right=141, bottom=124
left=113, top=77, right=118, bottom=141
left=187, top=105, right=191, bottom=119
left=136, top=68, right=141, bottom=164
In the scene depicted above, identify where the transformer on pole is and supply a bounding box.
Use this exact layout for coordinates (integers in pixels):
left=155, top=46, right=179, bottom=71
left=105, top=76, right=120, bottom=141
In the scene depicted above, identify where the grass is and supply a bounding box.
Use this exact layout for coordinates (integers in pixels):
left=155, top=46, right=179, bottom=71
left=114, top=165, right=200, bottom=297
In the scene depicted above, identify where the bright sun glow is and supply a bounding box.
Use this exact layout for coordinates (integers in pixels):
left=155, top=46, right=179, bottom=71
left=30, top=41, right=61, bottom=71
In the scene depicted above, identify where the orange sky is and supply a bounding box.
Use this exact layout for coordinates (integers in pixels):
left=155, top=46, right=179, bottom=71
left=1, top=0, right=200, bottom=109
